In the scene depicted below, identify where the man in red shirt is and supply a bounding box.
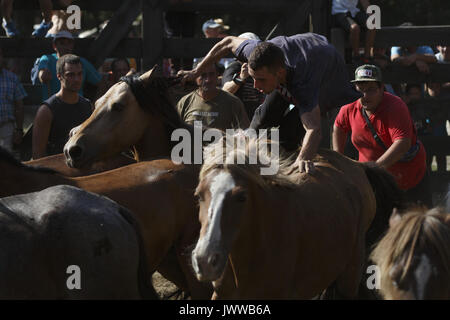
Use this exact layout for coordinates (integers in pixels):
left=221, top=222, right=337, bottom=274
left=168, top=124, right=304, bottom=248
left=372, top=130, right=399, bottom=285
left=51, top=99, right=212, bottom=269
left=333, top=64, right=432, bottom=207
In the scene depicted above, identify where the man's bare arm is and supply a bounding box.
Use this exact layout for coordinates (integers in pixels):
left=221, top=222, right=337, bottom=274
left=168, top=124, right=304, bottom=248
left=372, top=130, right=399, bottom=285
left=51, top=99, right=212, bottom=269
left=178, top=36, right=247, bottom=82
left=32, top=104, right=53, bottom=159
left=375, top=138, right=411, bottom=169
left=332, top=125, right=348, bottom=154
left=299, top=104, right=322, bottom=161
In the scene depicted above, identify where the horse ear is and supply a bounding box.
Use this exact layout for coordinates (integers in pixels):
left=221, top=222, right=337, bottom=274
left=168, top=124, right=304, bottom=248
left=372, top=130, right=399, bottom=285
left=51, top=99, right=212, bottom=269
left=139, top=64, right=163, bottom=85
left=389, top=207, right=402, bottom=228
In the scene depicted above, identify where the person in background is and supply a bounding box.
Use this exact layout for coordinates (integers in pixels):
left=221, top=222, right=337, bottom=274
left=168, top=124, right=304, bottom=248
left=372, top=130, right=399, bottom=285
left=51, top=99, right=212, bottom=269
left=32, top=54, right=93, bottom=159
left=193, top=18, right=234, bottom=73
left=0, top=46, right=26, bottom=152
left=333, top=64, right=431, bottom=207
left=391, top=23, right=437, bottom=74
left=435, top=46, right=450, bottom=94
left=423, top=82, right=449, bottom=172
left=331, top=0, right=375, bottom=64
left=176, top=61, right=249, bottom=131
left=1, top=0, right=73, bottom=37
left=36, top=31, right=106, bottom=100
left=222, top=32, right=265, bottom=119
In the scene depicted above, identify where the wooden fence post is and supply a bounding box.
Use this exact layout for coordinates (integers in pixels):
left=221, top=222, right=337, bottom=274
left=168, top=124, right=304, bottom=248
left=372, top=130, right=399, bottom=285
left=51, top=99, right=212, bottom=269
left=142, top=0, right=165, bottom=71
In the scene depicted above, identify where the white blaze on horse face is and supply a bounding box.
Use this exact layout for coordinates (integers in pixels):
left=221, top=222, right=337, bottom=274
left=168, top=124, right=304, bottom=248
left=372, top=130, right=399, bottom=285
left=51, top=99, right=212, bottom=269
left=200, top=171, right=236, bottom=250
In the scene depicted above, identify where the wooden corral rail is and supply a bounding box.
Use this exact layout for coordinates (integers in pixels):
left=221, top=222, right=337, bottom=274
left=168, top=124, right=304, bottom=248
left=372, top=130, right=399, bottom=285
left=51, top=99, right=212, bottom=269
left=13, top=0, right=303, bottom=12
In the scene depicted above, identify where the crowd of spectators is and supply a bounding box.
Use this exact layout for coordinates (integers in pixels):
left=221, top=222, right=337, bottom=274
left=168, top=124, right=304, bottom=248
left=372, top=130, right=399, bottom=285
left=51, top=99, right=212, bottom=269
left=0, top=2, right=448, bottom=174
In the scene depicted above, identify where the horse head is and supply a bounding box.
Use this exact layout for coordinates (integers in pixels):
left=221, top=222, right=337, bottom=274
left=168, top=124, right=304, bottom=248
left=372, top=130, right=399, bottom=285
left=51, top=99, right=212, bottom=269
left=191, top=131, right=282, bottom=283
left=372, top=208, right=450, bottom=299
left=192, top=168, right=251, bottom=282
left=64, top=65, right=175, bottom=168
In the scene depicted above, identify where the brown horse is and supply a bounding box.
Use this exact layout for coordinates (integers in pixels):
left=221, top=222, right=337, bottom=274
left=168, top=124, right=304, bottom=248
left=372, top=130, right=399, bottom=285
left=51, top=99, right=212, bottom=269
left=0, top=146, right=211, bottom=299
left=192, top=132, right=399, bottom=299
left=63, top=67, right=208, bottom=297
left=24, top=153, right=135, bottom=177
left=64, top=66, right=188, bottom=166
left=0, top=185, right=151, bottom=299
left=371, top=207, right=450, bottom=299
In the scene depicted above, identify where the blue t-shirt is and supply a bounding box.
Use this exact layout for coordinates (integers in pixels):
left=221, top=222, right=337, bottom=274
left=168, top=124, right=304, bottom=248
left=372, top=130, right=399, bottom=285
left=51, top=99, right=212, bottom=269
left=391, top=46, right=435, bottom=57
left=235, top=33, right=361, bottom=115
left=37, top=53, right=102, bottom=100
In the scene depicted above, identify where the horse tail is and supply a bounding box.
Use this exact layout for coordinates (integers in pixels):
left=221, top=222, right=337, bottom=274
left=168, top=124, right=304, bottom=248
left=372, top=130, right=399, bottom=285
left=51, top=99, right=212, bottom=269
left=118, top=206, right=160, bottom=300
left=363, top=165, right=405, bottom=250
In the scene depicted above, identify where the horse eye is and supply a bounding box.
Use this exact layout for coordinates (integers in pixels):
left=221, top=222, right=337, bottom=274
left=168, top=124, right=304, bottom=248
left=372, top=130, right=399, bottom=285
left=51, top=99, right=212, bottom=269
left=195, top=194, right=204, bottom=203
left=111, top=103, right=124, bottom=112
left=236, top=192, right=247, bottom=202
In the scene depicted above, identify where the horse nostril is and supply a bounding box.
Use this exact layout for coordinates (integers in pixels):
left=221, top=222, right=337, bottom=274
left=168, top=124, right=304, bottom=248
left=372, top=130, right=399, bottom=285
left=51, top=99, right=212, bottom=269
left=209, top=254, right=219, bottom=268
left=68, top=145, right=83, bottom=160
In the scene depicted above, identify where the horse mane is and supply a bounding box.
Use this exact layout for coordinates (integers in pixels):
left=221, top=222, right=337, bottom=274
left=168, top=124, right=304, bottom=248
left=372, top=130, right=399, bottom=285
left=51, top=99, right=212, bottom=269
left=0, top=146, right=58, bottom=174
left=120, top=74, right=190, bottom=134
left=370, top=207, right=450, bottom=295
left=200, top=130, right=301, bottom=190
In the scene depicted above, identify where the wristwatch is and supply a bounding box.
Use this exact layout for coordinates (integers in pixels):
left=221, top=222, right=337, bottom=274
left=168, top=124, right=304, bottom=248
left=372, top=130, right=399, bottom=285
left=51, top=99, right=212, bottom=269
left=232, top=73, right=244, bottom=85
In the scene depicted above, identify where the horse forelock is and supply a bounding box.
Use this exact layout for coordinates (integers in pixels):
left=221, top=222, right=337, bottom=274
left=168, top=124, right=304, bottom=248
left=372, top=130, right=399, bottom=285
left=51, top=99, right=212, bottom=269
left=200, top=130, right=298, bottom=190
left=371, top=208, right=450, bottom=296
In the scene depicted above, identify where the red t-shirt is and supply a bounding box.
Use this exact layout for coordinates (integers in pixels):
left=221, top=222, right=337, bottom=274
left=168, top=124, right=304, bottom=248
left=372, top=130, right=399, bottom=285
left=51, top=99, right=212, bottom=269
left=335, top=92, right=426, bottom=190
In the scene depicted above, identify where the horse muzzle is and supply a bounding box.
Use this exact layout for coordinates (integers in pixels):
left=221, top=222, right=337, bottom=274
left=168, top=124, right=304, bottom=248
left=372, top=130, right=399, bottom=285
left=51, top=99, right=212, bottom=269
left=192, top=246, right=226, bottom=282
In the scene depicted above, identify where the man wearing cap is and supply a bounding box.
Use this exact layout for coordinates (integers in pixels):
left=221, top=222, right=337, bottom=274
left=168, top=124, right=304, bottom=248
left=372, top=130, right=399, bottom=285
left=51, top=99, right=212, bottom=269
left=194, top=18, right=234, bottom=70
left=36, top=31, right=103, bottom=100
left=178, top=33, right=361, bottom=173
left=333, top=64, right=431, bottom=207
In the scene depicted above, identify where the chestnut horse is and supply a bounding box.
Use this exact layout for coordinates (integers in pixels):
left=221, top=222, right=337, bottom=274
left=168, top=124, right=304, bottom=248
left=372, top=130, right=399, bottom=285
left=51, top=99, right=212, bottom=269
left=63, top=67, right=208, bottom=297
left=24, top=153, right=135, bottom=177
left=0, top=185, right=150, bottom=299
left=192, top=132, right=400, bottom=299
left=371, top=207, right=450, bottom=299
left=64, top=66, right=189, bottom=167
left=0, top=146, right=211, bottom=299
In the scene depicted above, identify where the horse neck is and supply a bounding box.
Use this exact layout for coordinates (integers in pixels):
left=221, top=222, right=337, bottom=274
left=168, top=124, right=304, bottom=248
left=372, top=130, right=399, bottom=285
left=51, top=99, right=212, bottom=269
left=133, top=121, right=172, bottom=160
left=0, top=163, right=73, bottom=197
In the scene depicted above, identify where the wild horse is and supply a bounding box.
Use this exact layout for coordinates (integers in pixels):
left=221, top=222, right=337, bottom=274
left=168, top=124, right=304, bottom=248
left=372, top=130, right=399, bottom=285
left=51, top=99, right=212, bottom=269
left=192, top=132, right=401, bottom=299
left=0, top=147, right=211, bottom=299
left=0, top=185, right=151, bottom=299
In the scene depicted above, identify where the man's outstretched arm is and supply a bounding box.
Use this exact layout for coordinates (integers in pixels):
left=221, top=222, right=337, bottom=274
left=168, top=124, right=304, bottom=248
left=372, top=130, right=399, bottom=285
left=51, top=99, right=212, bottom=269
left=177, top=36, right=247, bottom=83
left=297, top=104, right=322, bottom=173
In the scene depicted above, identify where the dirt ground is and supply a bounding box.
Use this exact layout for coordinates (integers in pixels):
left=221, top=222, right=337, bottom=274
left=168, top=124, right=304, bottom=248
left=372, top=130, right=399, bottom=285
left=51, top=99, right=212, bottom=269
left=152, top=272, right=188, bottom=300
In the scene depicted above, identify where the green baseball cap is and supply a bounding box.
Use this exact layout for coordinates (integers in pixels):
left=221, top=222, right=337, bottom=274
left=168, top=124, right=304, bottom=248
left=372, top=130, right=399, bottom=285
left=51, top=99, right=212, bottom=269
left=351, top=64, right=382, bottom=83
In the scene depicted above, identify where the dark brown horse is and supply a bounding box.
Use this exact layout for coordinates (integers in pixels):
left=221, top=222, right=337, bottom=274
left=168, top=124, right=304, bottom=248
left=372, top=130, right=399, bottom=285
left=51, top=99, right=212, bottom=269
left=0, top=185, right=151, bottom=299
left=0, top=146, right=211, bottom=299
left=371, top=207, right=450, bottom=299
left=192, top=132, right=399, bottom=299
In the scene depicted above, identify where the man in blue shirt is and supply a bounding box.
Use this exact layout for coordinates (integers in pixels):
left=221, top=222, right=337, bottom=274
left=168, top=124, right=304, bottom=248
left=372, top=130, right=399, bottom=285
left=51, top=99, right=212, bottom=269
left=390, top=23, right=437, bottom=74
left=37, top=31, right=105, bottom=100
left=178, top=33, right=361, bottom=173
left=0, top=46, right=26, bottom=152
